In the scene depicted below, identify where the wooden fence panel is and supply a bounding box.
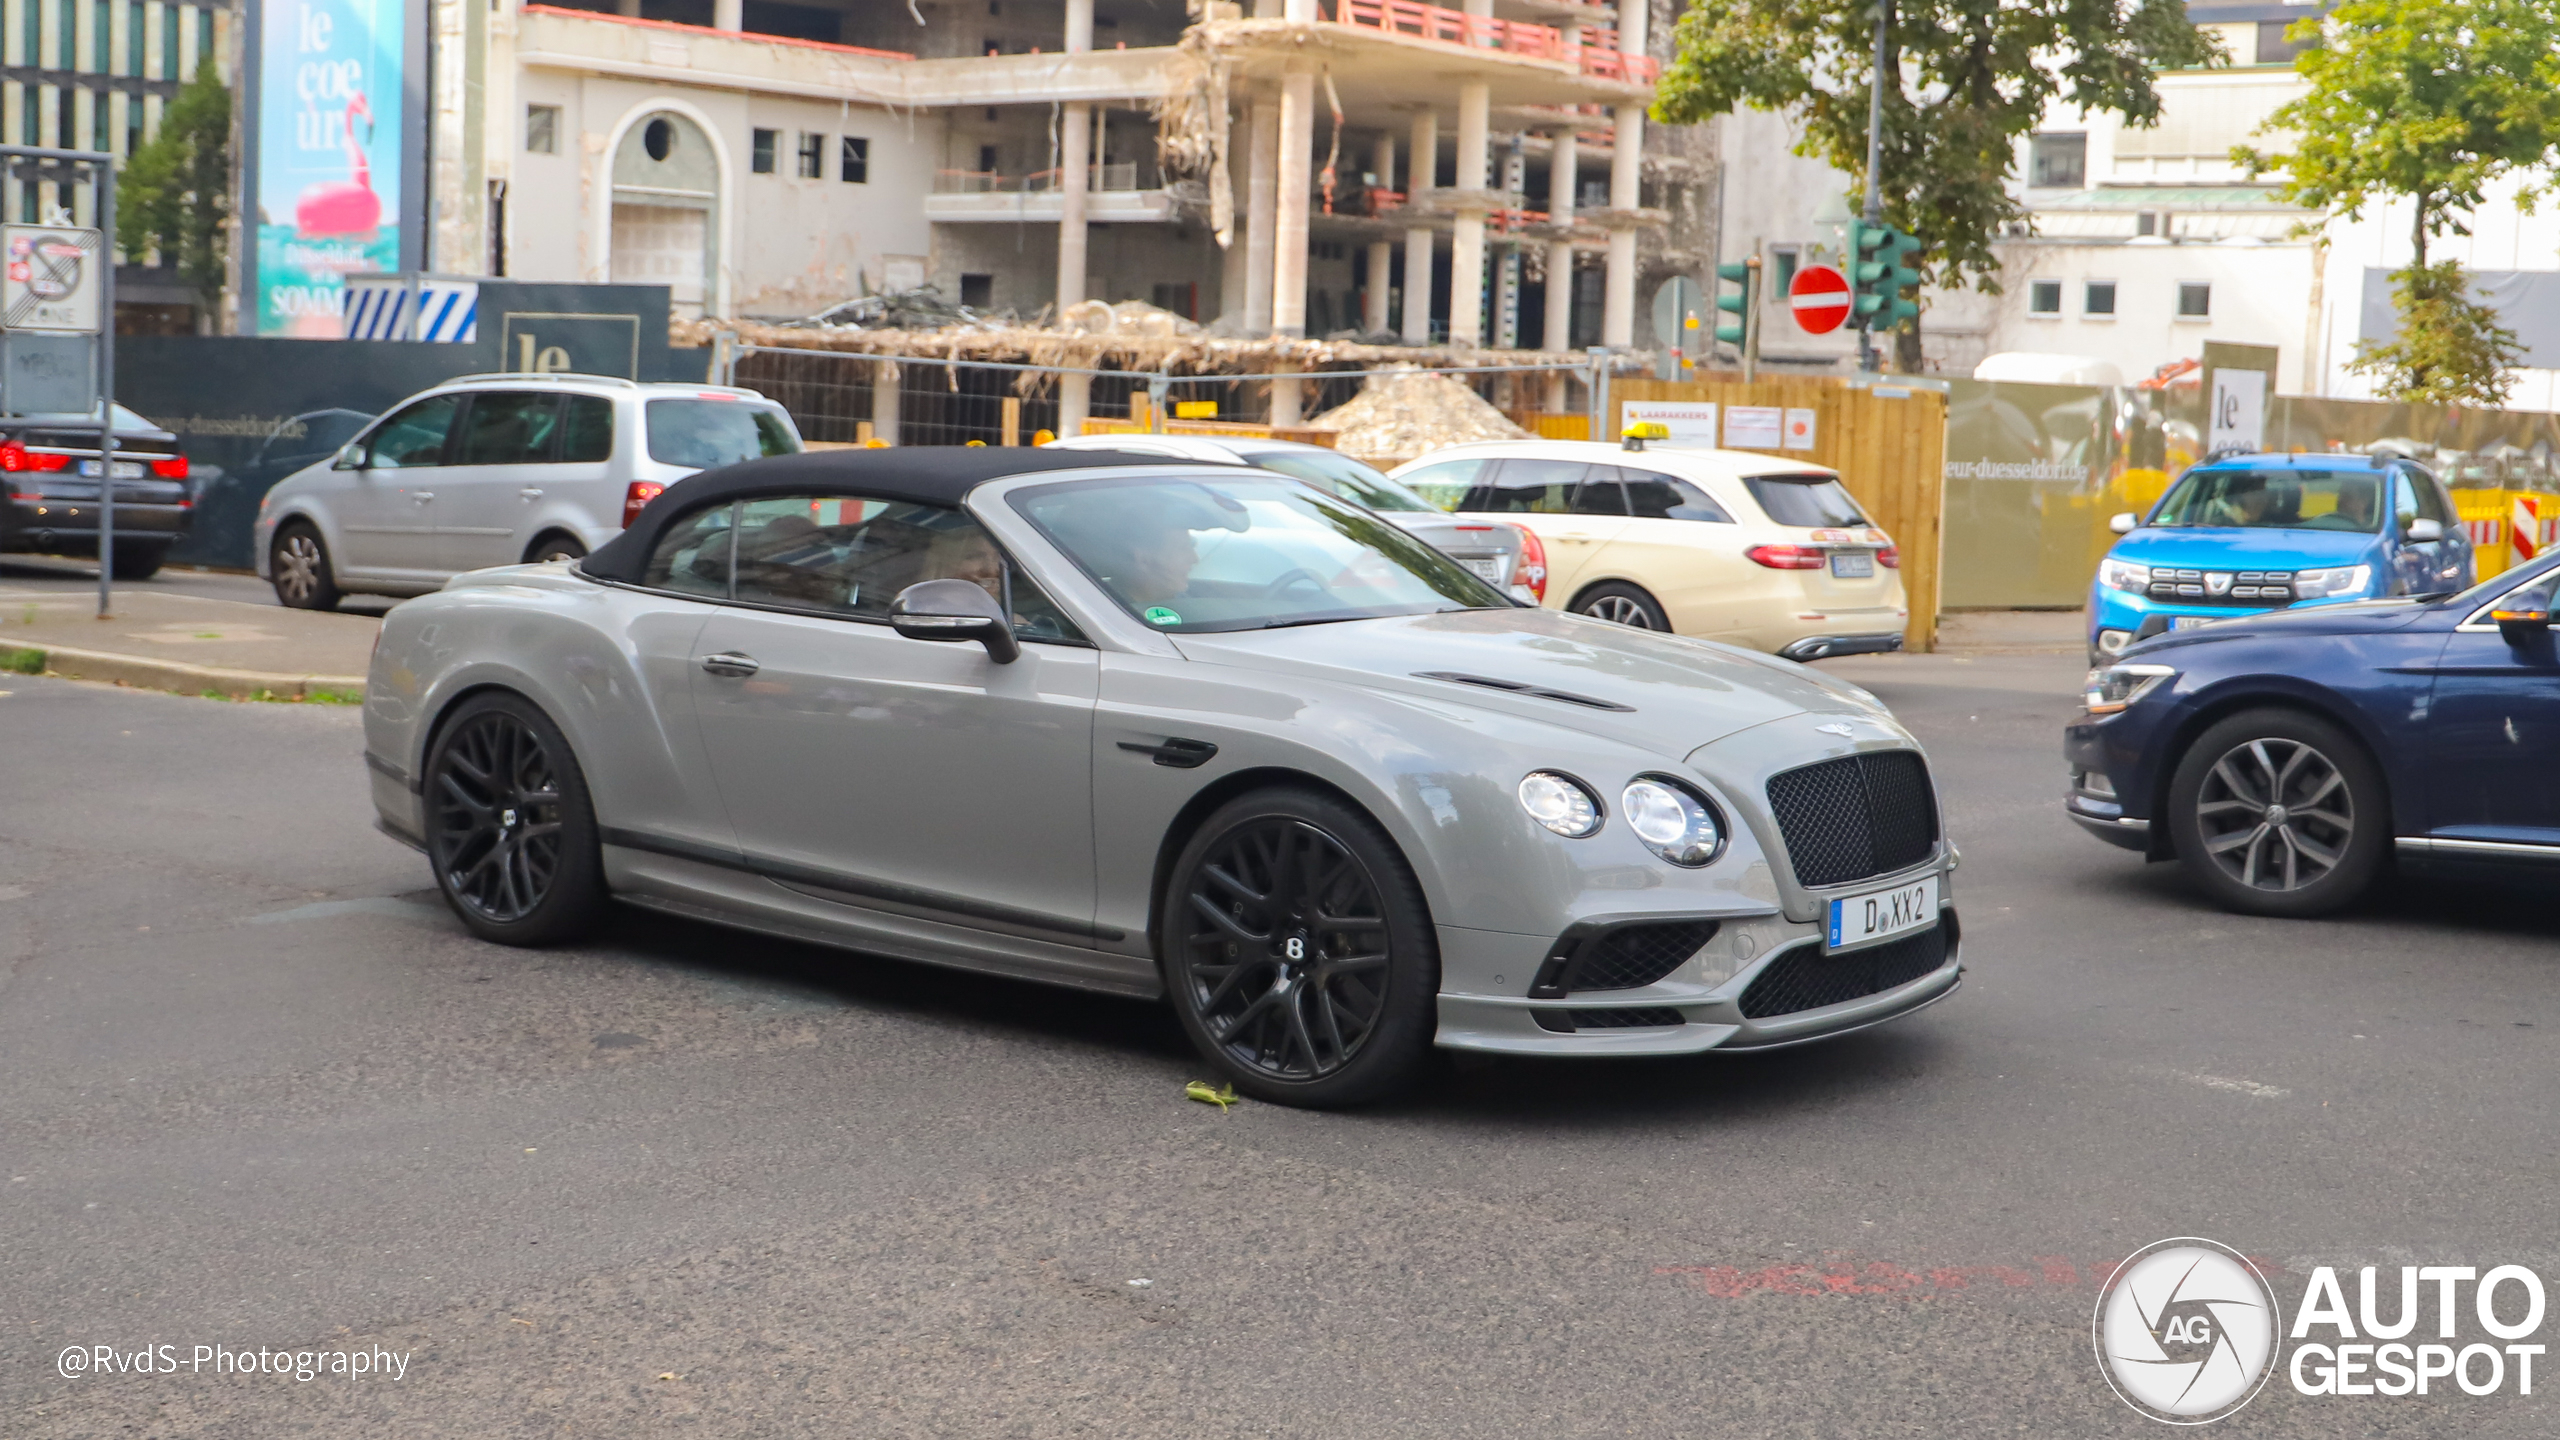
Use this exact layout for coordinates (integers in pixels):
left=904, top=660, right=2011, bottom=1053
left=1609, top=377, right=1944, bottom=651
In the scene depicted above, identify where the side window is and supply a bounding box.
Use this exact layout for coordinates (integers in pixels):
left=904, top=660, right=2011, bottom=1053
left=1618, top=467, right=1735, bottom=522
left=560, top=395, right=614, bottom=463
left=641, top=501, right=737, bottom=598
left=1569, top=472, right=1628, bottom=515
left=455, top=392, right=564, bottom=466
left=2391, top=470, right=2422, bottom=528
left=1465, top=458, right=1588, bottom=513
left=364, top=394, right=463, bottom=469
left=727, top=494, right=1083, bottom=642
left=2406, top=465, right=2453, bottom=524
left=1394, top=457, right=1485, bottom=511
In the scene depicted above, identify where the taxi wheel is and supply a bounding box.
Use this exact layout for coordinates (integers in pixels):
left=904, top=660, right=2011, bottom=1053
left=1161, top=787, right=1439, bottom=1108
left=2165, top=707, right=2388, bottom=918
left=1571, top=582, right=1671, bottom=631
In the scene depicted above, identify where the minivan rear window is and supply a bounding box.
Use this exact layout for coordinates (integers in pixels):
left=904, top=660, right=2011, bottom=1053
left=1744, top=473, right=1869, bottom=528
left=645, top=399, right=800, bottom=470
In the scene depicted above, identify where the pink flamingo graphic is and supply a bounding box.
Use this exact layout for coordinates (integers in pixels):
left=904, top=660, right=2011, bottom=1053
left=296, top=92, right=382, bottom=238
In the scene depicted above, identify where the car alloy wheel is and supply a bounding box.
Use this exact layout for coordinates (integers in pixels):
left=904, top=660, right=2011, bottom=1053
left=430, top=709, right=571, bottom=924
left=1177, top=818, right=1392, bottom=1083
left=1571, top=582, right=1670, bottom=630
left=1587, top=596, right=1653, bottom=626
left=272, top=529, right=333, bottom=607
left=2193, top=737, right=2353, bottom=892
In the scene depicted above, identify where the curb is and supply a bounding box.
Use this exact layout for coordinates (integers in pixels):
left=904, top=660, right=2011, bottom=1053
left=0, top=642, right=366, bottom=700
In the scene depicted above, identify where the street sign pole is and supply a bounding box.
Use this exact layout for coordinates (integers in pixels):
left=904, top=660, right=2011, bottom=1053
left=0, top=145, right=117, bottom=617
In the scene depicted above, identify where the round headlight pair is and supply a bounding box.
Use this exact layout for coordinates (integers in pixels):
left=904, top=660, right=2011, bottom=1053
left=1515, top=771, right=1724, bottom=866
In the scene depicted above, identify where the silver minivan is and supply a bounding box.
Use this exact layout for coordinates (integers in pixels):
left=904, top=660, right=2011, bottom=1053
left=254, top=373, right=801, bottom=609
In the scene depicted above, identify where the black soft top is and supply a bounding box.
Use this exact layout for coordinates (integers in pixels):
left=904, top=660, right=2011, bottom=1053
left=583, top=446, right=1190, bottom=583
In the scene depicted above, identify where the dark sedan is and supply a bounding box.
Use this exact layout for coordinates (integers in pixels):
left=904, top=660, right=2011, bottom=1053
left=2065, top=552, right=2560, bottom=915
left=0, top=404, right=193, bottom=579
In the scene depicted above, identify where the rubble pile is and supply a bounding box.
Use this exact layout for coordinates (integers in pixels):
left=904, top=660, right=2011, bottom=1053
left=1305, top=366, right=1529, bottom=464
left=782, top=286, right=1014, bottom=332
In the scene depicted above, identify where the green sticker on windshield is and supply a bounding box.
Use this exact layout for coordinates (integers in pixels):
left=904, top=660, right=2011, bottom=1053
left=1143, top=607, right=1182, bottom=626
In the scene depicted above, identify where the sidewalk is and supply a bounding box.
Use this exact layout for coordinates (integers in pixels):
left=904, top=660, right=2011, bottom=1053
left=0, top=584, right=377, bottom=698
left=1933, top=609, right=2084, bottom=655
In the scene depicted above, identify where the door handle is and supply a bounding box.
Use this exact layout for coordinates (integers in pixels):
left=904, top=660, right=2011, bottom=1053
left=412, top=492, right=435, bottom=504
left=700, top=652, right=761, bottom=677
left=519, top=487, right=544, bottom=499
left=1118, top=736, right=1219, bottom=769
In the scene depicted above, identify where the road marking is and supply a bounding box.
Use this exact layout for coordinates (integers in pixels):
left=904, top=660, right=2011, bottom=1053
left=2179, top=1071, right=2290, bottom=1099
left=246, top=896, right=446, bottom=926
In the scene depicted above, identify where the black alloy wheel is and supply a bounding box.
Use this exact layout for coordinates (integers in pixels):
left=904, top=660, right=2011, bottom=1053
left=422, top=693, right=607, bottom=944
left=1164, top=789, right=1436, bottom=1107
left=2167, top=707, right=2387, bottom=917
left=1571, top=582, right=1671, bottom=631
left=270, top=522, right=341, bottom=610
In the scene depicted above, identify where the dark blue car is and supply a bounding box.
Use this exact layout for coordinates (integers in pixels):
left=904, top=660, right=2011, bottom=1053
left=2064, top=552, right=2560, bottom=915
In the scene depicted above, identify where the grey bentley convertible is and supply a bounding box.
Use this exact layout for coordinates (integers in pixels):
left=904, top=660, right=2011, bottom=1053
left=363, top=448, right=1961, bottom=1106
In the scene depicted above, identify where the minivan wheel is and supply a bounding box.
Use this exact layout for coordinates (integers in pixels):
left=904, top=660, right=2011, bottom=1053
left=2166, top=707, right=2388, bottom=917
left=1162, top=787, right=1438, bottom=1108
left=269, top=523, right=341, bottom=610
left=527, top=534, right=587, bottom=565
left=1571, top=582, right=1671, bottom=631
left=108, top=543, right=167, bottom=581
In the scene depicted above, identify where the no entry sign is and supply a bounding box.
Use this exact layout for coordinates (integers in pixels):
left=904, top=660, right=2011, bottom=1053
left=1790, top=263, right=1851, bottom=335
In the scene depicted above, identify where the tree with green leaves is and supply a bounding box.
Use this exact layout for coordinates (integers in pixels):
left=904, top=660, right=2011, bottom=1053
left=1656, top=0, right=2218, bottom=370
left=2238, top=0, right=2560, bottom=405
left=118, top=59, right=233, bottom=326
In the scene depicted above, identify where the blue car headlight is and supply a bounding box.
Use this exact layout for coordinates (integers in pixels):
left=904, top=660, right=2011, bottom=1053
left=2084, top=663, right=2176, bottom=715
left=2098, top=558, right=2151, bottom=593
left=2294, top=564, right=2372, bottom=599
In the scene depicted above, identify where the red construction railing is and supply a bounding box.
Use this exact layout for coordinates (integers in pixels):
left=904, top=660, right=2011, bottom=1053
left=1574, top=24, right=1659, bottom=83
left=522, top=5, right=914, bottom=61
left=1325, top=0, right=1655, bottom=83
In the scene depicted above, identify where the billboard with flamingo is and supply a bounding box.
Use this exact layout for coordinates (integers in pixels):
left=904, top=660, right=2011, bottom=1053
left=249, top=0, right=412, bottom=336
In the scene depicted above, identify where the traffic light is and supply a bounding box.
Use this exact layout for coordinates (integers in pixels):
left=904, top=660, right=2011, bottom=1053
left=1849, top=220, right=1924, bottom=327
left=1714, top=259, right=1758, bottom=348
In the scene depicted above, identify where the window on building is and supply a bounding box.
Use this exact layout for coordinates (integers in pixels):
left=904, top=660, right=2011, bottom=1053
left=2178, top=281, right=2212, bottom=318
left=2084, top=280, right=2117, bottom=316
left=162, top=2, right=177, bottom=79
left=1769, top=245, right=1800, bottom=300
left=751, top=128, right=778, bottom=174
left=959, top=274, right=993, bottom=308
left=840, top=135, right=868, bottom=183
left=93, top=0, right=108, bottom=70
left=978, top=143, right=999, bottom=175
left=127, top=0, right=142, bottom=75
left=2255, top=19, right=2313, bottom=65
left=2029, top=279, right=2062, bottom=316
left=526, top=104, right=561, bottom=155
left=796, top=132, right=824, bottom=179
left=58, top=0, right=75, bottom=69
left=2029, top=133, right=2086, bottom=189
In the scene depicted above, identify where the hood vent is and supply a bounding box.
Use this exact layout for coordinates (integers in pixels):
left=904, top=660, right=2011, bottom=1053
left=1413, top=671, right=1635, bottom=713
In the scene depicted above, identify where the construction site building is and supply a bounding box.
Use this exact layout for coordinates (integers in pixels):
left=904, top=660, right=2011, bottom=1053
left=428, top=0, right=1706, bottom=394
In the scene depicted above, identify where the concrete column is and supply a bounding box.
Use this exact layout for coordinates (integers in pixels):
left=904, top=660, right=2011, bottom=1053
left=1245, top=95, right=1279, bottom=334
left=1546, top=126, right=1578, bottom=353
left=1058, top=373, right=1092, bottom=437
left=1283, top=0, right=1318, bottom=19
left=1270, top=360, right=1303, bottom=426
left=1402, top=108, right=1438, bottom=344
left=872, top=360, right=901, bottom=445
left=1058, top=105, right=1091, bottom=307
left=713, top=0, right=742, bottom=30
left=1449, top=80, right=1491, bottom=347
left=1364, top=132, right=1396, bottom=333
left=617, top=0, right=640, bottom=15
left=1273, top=69, right=1316, bottom=337
left=1599, top=0, right=1645, bottom=348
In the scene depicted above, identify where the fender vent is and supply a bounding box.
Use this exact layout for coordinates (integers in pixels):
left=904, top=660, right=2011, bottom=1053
left=1414, top=672, right=1635, bottom=713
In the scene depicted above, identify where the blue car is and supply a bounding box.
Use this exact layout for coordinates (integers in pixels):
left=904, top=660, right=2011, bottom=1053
left=2064, top=551, right=2560, bottom=915
left=2086, top=454, right=2474, bottom=664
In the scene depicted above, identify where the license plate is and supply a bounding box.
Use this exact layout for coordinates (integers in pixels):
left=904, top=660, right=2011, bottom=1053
left=1826, top=875, right=1938, bottom=950
left=1460, top=556, right=1504, bottom=583
left=1829, top=551, right=1875, bottom=578
left=77, top=460, right=144, bottom=478
left=2169, top=615, right=2221, bottom=630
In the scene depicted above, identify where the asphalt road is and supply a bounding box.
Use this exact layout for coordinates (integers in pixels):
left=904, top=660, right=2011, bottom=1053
left=3, top=651, right=2553, bottom=1437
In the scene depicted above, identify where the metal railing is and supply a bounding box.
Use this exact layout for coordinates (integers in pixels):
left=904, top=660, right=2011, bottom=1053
left=933, top=163, right=1146, bottom=195
left=1323, top=0, right=1658, bottom=83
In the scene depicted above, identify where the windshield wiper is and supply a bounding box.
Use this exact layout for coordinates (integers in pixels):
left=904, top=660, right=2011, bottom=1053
left=1260, top=613, right=1365, bottom=629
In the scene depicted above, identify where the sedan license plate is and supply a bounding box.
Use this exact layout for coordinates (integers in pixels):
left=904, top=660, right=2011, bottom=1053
left=1828, top=551, right=1875, bottom=579
left=2169, top=615, right=2222, bottom=631
left=78, top=460, right=145, bottom=479
left=1459, top=556, right=1505, bottom=583
left=1826, top=876, right=1937, bottom=950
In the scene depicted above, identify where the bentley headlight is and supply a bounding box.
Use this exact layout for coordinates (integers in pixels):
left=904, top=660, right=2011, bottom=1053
left=2099, top=557, right=2151, bottom=593
left=1518, top=771, right=1603, bottom=838
left=2084, top=663, right=2176, bottom=715
left=2294, top=564, right=2373, bottom=600
left=1621, top=776, right=1724, bottom=866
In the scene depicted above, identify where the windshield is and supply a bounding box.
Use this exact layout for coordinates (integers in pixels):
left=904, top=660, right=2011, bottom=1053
left=645, top=398, right=800, bottom=469
left=2150, top=467, right=2382, bottom=532
left=1744, top=473, right=1869, bottom=528
left=1013, top=474, right=1508, bottom=633
left=1240, top=449, right=1436, bottom=513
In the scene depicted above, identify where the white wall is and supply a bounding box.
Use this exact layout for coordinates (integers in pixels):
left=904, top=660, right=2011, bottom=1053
left=1986, top=237, right=2315, bottom=384
left=2312, top=173, right=2560, bottom=408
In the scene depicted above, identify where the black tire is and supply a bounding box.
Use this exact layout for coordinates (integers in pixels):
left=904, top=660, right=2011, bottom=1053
left=269, top=522, right=342, bottom=611
left=2165, top=707, right=2388, bottom=917
left=1570, top=581, right=1671, bottom=631
left=526, top=534, right=587, bottom=565
left=1161, top=787, right=1438, bottom=1108
left=421, top=692, right=609, bottom=945
left=108, top=543, right=166, bottom=581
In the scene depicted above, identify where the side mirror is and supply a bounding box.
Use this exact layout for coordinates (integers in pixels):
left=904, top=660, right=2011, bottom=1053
left=2108, top=512, right=2138, bottom=535
left=331, top=442, right=365, bottom=471
left=890, top=578, right=1020, bottom=663
left=2406, top=517, right=2445, bottom=543
left=2494, top=604, right=2553, bottom=649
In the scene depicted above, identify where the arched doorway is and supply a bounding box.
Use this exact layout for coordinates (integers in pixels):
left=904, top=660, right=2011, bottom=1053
left=610, top=111, right=721, bottom=319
